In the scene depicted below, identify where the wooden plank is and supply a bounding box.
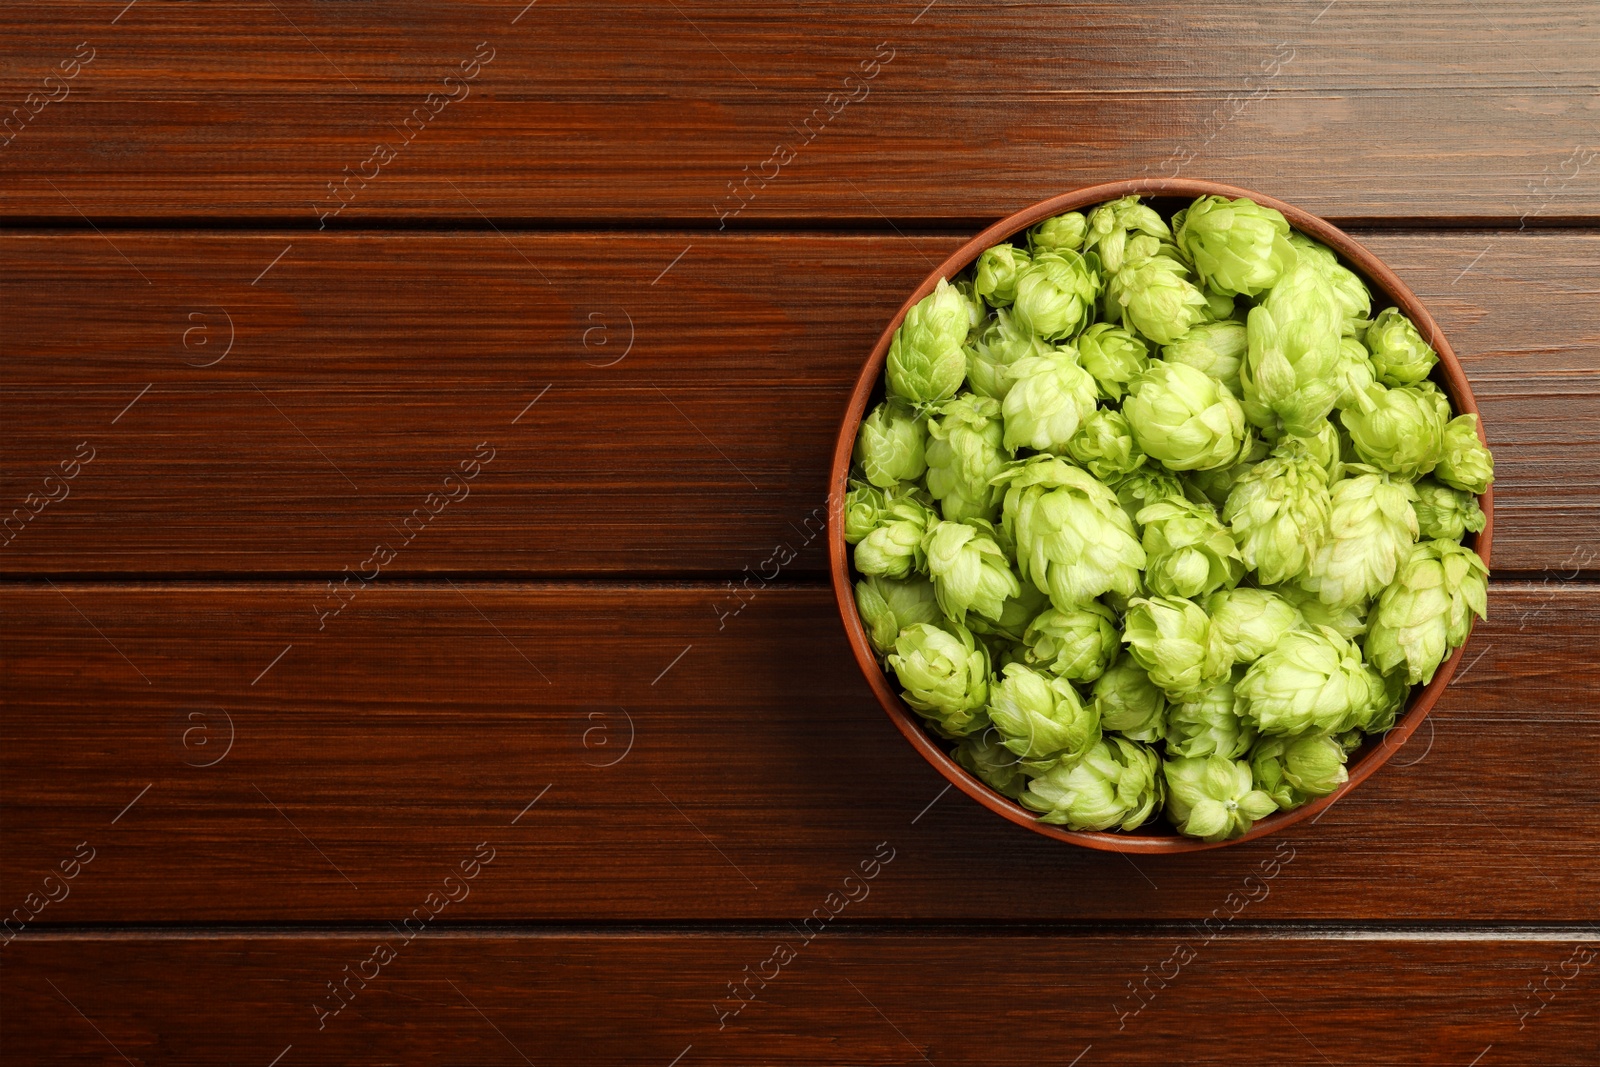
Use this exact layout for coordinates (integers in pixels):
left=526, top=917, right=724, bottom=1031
left=6, top=2, right=1596, bottom=94
left=0, top=3, right=1595, bottom=220
left=2, top=231, right=1595, bottom=575
left=2, top=582, right=1595, bottom=924
left=5, top=932, right=1596, bottom=1064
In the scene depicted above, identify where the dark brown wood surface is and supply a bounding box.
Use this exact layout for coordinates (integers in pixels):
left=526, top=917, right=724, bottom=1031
left=3, top=2, right=1598, bottom=1063
left=3, top=232, right=1596, bottom=575
left=2, top=582, right=1595, bottom=922
left=7, top=933, right=1598, bottom=1065
left=2, top=4, right=1598, bottom=221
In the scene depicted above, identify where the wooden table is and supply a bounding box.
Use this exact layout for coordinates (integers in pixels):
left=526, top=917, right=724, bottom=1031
left=3, top=3, right=1597, bottom=1063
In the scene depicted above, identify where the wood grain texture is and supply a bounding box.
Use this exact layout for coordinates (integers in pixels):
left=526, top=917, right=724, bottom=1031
left=0, top=3, right=1596, bottom=220
left=2, top=582, right=1594, bottom=923
left=6, top=932, right=1597, bottom=1065
left=6, top=2, right=1596, bottom=92
left=3, top=232, right=1596, bottom=575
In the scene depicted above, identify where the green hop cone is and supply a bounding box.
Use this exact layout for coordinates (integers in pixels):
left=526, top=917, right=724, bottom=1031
left=965, top=307, right=1050, bottom=401
left=1022, top=601, right=1120, bottom=683
left=1162, top=321, right=1248, bottom=398
left=1269, top=581, right=1369, bottom=639
left=854, top=495, right=937, bottom=579
left=987, top=662, right=1101, bottom=763
left=1204, top=586, right=1304, bottom=667
left=1013, top=251, right=1101, bottom=341
left=1365, top=539, right=1489, bottom=685
left=1248, top=738, right=1302, bottom=811
left=1001, top=348, right=1099, bottom=453
left=1364, top=307, right=1438, bottom=387
left=1028, top=212, right=1088, bottom=254
left=1433, top=413, right=1495, bottom=495
left=1289, top=232, right=1372, bottom=337
left=968, top=579, right=1050, bottom=643
left=925, top=393, right=1008, bottom=522
left=1075, top=322, right=1151, bottom=402
left=996, top=456, right=1146, bottom=610
left=1093, top=652, right=1170, bottom=742
left=1419, top=378, right=1456, bottom=421
left=1240, top=256, right=1343, bottom=436
left=1183, top=434, right=1269, bottom=509
left=1333, top=729, right=1366, bottom=756
left=975, top=633, right=1028, bottom=674
left=886, top=278, right=971, bottom=405
left=1121, top=230, right=1181, bottom=268
left=1236, top=625, right=1368, bottom=735
left=1299, top=466, right=1418, bottom=610
left=1108, top=253, right=1211, bottom=345
left=1339, top=382, right=1447, bottom=481
left=1285, top=732, right=1353, bottom=792
left=1166, top=676, right=1258, bottom=760
left=1345, top=660, right=1411, bottom=734
left=1223, top=438, right=1333, bottom=585
left=1334, top=335, right=1379, bottom=410
left=1412, top=478, right=1487, bottom=541
left=923, top=519, right=1022, bottom=627
left=1198, top=286, right=1239, bottom=324
left=1164, top=755, right=1277, bottom=842
left=854, top=574, right=941, bottom=656
left=844, top=483, right=934, bottom=550
left=1123, top=595, right=1229, bottom=699
left=973, top=242, right=1032, bottom=308
left=844, top=479, right=888, bottom=544
left=1111, top=467, right=1191, bottom=530
left=952, top=730, right=1029, bottom=800
left=951, top=279, right=990, bottom=336
left=1328, top=265, right=1373, bottom=337
left=888, top=621, right=991, bottom=737
left=854, top=398, right=928, bottom=488
left=1020, top=736, right=1163, bottom=831
left=1175, top=195, right=1296, bottom=298
left=1123, top=360, right=1248, bottom=472
left=1066, top=408, right=1146, bottom=481
left=1168, top=205, right=1190, bottom=240
left=1250, top=732, right=1349, bottom=811
left=1298, top=418, right=1346, bottom=485
left=1083, top=195, right=1172, bottom=274
left=1137, top=498, right=1245, bottom=599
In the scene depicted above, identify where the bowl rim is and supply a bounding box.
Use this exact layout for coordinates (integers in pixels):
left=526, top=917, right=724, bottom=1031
left=827, top=177, right=1494, bottom=854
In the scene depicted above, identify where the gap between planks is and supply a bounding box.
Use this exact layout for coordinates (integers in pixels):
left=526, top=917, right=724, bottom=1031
left=3, top=218, right=1600, bottom=237
left=12, top=922, right=1598, bottom=942
left=0, top=574, right=1593, bottom=589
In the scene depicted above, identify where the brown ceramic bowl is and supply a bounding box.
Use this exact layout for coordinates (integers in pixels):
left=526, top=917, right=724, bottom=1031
left=829, top=178, right=1493, bottom=853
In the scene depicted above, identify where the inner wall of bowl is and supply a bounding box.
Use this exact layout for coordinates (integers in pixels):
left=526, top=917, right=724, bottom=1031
left=844, top=191, right=1483, bottom=843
